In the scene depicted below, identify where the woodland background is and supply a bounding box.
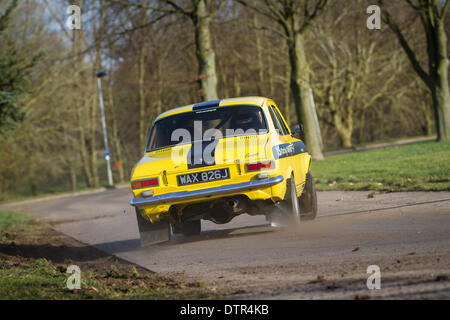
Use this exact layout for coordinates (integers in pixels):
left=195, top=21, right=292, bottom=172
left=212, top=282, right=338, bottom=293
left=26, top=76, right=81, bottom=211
left=0, top=0, right=448, bottom=199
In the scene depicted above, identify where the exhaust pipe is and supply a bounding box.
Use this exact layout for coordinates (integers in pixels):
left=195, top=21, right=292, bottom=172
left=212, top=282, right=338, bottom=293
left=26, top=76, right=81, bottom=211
left=227, top=199, right=245, bottom=213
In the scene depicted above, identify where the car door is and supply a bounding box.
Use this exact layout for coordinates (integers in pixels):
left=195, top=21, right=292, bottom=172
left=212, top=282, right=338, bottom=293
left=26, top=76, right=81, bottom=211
left=268, top=103, right=303, bottom=196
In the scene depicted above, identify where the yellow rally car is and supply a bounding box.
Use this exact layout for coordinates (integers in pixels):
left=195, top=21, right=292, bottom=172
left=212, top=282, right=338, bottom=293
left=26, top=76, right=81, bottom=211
left=130, top=97, right=317, bottom=245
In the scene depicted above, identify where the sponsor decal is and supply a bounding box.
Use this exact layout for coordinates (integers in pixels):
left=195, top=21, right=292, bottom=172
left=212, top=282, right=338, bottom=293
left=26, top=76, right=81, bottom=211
left=272, top=141, right=307, bottom=159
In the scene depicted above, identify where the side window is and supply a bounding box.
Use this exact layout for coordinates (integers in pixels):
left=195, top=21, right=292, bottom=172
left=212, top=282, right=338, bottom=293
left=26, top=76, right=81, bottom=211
left=268, top=106, right=283, bottom=135
left=271, top=106, right=289, bottom=135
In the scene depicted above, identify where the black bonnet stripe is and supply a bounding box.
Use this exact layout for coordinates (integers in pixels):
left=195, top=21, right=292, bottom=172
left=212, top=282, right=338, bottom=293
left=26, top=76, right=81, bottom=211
left=187, top=139, right=219, bottom=169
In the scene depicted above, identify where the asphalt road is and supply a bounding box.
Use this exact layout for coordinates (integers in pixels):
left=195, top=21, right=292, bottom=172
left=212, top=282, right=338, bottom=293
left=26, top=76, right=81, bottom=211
left=1, top=187, right=449, bottom=299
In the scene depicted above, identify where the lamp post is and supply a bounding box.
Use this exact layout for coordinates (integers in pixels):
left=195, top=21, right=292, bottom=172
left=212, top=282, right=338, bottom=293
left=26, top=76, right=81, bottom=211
left=96, top=71, right=114, bottom=187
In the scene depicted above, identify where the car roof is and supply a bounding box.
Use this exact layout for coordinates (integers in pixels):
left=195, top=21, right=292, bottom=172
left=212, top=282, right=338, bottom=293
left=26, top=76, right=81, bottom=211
left=154, top=96, right=268, bottom=122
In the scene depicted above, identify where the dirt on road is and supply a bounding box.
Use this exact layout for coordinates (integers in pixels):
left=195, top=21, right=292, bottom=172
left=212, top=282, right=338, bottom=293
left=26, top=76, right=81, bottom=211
left=1, top=188, right=449, bottom=299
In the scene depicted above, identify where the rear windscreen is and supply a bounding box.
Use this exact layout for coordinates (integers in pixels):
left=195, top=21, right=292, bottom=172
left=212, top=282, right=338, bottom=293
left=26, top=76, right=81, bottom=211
left=147, top=106, right=267, bottom=151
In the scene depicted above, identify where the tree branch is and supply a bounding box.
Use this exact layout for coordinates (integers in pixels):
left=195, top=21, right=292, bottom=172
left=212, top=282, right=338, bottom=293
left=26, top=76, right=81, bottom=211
left=208, top=0, right=227, bottom=18
left=43, top=0, right=72, bottom=39
left=106, top=0, right=177, bottom=14
left=382, top=6, right=431, bottom=87
left=165, top=0, right=193, bottom=16
left=250, top=24, right=288, bottom=40
left=439, top=0, right=450, bottom=21
left=405, top=0, right=420, bottom=11
left=263, top=0, right=288, bottom=26
left=297, top=0, right=328, bottom=35
left=235, top=0, right=280, bottom=24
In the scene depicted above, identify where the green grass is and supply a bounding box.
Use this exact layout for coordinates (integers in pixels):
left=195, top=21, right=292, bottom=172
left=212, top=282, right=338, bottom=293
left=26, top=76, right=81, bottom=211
left=0, top=210, right=220, bottom=300
left=0, top=210, right=35, bottom=229
left=313, top=141, right=450, bottom=191
left=322, top=135, right=434, bottom=153
left=0, top=258, right=215, bottom=299
left=0, top=258, right=108, bottom=300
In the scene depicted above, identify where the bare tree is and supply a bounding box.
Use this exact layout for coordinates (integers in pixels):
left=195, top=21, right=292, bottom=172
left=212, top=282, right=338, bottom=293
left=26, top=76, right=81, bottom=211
left=312, top=2, right=404, bottom=148
left=237, top=0, right=327, bottom=160
left=381, top=0, right=450, bottom=141
left=109, top=0, right=226, bottom=101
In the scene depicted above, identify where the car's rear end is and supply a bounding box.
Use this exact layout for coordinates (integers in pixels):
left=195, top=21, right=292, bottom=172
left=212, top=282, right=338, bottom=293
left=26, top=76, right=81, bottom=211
left=130, top=98, right=286, bottom=244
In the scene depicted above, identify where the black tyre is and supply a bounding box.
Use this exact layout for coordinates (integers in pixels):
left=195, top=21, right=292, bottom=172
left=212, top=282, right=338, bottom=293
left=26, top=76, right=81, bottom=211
left=279, top=175, right=301, bottom=224
left=171, top=220, right=201, bottom=236
left=299, top=171, right=318, bottom=221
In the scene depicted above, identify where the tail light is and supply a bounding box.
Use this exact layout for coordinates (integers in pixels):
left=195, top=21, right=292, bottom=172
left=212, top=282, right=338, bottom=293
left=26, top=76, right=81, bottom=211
left=247, top=160, right=274, bottom=171
left=131, top=177, right=159, bottom=189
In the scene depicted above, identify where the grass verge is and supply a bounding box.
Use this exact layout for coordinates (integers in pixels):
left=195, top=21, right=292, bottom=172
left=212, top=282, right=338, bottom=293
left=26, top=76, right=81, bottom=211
left=313, top=141, right=450, bottom=191
left=0, top=210, right=221, bottom=299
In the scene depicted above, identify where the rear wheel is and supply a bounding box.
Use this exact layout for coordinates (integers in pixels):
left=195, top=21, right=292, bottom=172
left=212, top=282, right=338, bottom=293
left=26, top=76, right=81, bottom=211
left=171, top=220, right=201, bottom=236
left=299, top=171, right=318, bottom=220
left=277, top=175, right=301, bottom=224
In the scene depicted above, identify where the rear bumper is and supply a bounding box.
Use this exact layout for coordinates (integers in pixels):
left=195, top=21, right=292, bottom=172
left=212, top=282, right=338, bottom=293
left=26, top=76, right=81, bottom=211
left=130, top=175, right=284, bottom=207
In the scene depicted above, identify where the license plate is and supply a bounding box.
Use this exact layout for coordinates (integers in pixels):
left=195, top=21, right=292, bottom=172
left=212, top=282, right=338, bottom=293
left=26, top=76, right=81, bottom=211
left=177, top=168, right=230, bottom=186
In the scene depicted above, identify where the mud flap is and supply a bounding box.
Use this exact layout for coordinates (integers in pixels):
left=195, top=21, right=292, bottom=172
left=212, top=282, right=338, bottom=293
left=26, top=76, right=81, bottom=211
left=135, top=209, right=170, bottom=246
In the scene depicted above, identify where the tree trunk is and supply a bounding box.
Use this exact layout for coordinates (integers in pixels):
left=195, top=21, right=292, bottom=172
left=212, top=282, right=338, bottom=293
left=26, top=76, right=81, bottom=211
left=138, top=2, right=148, bottom=151
left=138, top=45, right=147, bottom=151
left=70, top=166, right=77, bottom=191
left=334, top=118, right=353, bottom=148
left=337, top=130, right=352, bottom=148
left=283, top=40, right=291, bottom=120
left=267, top=46, right=274, bottom=98
left=419, top=98, right=433, bottom=136
left=90, top=94, right=99, bottom=187
left=386, top=1, right=450, bottom=141
left=193, top=0, right=218, bottom=101
left=80, top=96, right=94, bottom=187
left=90, top=0, right=104, bottom=188
left=288, top=33, right=324, bottom=160
left=432, top=21, right=450, bottom=140
left=218, top=58, right=229, bottom=98
left=108, top=85, right=124, bottom=183
left=233, top=73, right=241, bottom=97
left=72, top=1, right=94, bottom=188
left=254, top=14, right=264, bottom=96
